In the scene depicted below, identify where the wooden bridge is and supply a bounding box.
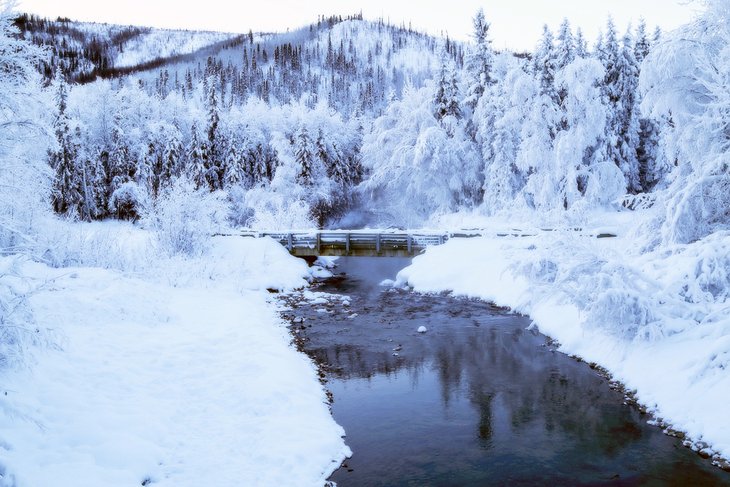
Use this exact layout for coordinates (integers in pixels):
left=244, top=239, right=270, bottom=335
left=260, top=232, right=449, bottom=257
left=240, top=228, right=616, bottom=258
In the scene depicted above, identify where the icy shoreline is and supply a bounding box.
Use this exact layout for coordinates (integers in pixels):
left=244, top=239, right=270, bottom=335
left=0, top=232, right=350, bottom=486
left=396, top=228, right=730, bottom=470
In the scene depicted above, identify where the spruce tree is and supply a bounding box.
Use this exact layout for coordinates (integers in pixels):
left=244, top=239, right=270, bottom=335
left=204, top=78, right=222, bottom=190
left=222, top=134, right=246, bottom=188
left=49, top=69, right=82, bottom=216
left=601, top=20, right=641, bottom=193
left=465, top=8, right=494, bottom=109
left=555, top=18, right=575, bottom=70
left=575, top=28, right=588, bottom=58
left=186, top=122, right=207, bottom=190
left=295, top=126, right=314, bottom=186
left=634, top=19, right=651, bottom=65
left=534, top=25, right=558, bottom=99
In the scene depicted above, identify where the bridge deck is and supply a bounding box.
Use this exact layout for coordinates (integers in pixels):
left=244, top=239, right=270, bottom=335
left=260, top=232, right=447, bottom=257
left=244, top=229, right=616, bottom=258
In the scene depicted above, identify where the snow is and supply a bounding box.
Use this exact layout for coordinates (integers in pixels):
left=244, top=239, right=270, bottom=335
left=0, top=229, right=349, bottom=486
left=417, top=326, right=428, bottom=333
left=396, top=212, right=730, bottom=462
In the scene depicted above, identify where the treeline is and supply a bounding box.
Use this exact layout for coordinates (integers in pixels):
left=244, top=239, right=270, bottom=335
left=48, top=72, right=364, bottom=226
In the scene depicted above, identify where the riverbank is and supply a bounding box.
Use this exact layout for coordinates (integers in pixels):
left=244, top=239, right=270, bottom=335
left=396, top=215, right=730, bottom=470
left=0, top=223, right=349, bottom=486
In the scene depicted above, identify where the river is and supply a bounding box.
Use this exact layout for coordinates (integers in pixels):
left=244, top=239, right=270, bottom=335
left=284, top=257, right=730, bottom=486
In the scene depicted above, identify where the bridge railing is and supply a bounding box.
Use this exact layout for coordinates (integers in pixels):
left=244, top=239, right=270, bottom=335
left=257, top=231, right=448, bottom=256
left=242, top=228, right=616, bottom=257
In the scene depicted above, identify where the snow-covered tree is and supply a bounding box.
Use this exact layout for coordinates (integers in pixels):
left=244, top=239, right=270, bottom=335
left=533, top=25, right=558, bottom=99
left=465, top=8, right=494, bottom=109
left=600, top=18, right=639, bottom=193
left=634, top=18, right=651, bottom=65
left=222, top=134, right=246, bottom=188
left=555, top=19, right=576, bottom=70
left=575, top=28, right=588, bottom=58
left=295, top=126, right=315, bottom=186
left=49, top=70, right=82, bottom=216
left=0, top=0, right=50, bottom=249
left=204, top=78, right=223, bottom=190
left=481, top=66, right=531, bottom=213
left=186, top=122, right=207, bottom=190
left=641, top=0, right=730, bottom=243
left=360, top=82, right=481, bottom=225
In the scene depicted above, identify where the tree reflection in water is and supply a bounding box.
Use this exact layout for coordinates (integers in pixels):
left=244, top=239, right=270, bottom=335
left=291, top=258, right=728, bottom=486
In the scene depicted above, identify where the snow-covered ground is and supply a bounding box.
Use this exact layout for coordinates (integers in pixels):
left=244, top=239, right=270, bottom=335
left=397, top=211, right=730, bottom=467
left=0, top=227, right=349, bottom=486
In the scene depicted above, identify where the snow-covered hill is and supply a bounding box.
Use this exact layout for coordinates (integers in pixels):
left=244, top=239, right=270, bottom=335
left=14, top=14, right=241, bottom=81
left=129, top=14, right=461, bottom=115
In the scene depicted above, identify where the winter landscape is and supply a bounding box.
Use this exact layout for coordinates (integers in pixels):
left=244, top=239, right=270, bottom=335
left=2, top=0, right=730, bottom=484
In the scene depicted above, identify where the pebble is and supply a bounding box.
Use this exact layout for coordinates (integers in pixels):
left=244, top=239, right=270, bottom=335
left=417, top=326, right=427, bottom=333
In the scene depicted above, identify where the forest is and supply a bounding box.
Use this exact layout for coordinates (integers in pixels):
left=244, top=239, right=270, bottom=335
left=26, top=5, right=722, bottom=249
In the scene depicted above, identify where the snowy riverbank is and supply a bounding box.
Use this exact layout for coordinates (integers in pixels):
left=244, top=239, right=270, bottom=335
left=0, top=227, right=349, bottom=486
left=396, top=214, right=730, bottom=469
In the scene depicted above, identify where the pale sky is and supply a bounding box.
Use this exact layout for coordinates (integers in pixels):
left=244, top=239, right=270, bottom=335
left=18, top=0, right=699, bottom=51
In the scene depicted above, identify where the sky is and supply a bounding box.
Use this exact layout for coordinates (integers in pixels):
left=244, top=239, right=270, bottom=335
left=18, top=0, right=699, bottom=51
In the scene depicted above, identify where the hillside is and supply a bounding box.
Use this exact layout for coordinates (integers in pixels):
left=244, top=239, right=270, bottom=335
left=129, top=14, right=462, bottom=116
left=13, top=14, right=242, bottom=81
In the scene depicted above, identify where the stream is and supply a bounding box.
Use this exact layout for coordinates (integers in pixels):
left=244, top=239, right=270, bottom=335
left=284, top=257, right=730, bottom=486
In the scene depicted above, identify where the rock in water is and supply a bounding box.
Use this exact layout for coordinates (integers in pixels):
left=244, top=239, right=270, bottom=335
left=417, top=326, right=427, bottom=333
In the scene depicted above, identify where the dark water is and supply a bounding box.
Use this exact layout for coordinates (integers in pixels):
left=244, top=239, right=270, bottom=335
left=288, top=258, right=730, bottom=486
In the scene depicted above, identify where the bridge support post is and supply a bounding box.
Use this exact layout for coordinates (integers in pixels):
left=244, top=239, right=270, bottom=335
left=316, top=233, right=321, bottom=254
left=407, top=235, right=412, bottom=254
left=287, top=233, right=293, bottom=252
left=345, top=233, right=350, bottom=255
left=376, top=234, right=381, bottom=254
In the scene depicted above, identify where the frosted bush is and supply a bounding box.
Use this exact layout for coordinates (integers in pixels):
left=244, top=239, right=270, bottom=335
left=515, top=257, right=558, bottom=284
left=146, top=178, right=230, bottom=256
left=675, top=232, right=730, bottom=304
left=39, top=219, right=157, bottom=271
left=584, top=288, right=657, bottom=341
left=0, top=257, right=55, bottom=369
left=663, top=171, right=730, bottom=245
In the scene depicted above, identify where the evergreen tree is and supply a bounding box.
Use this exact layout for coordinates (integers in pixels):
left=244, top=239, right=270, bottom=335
left=108, top=110, right=133, bottom=198
left=634, top=18, right=651, bottom=65
left=555, top=18, right=575, bottom=70
left=186, top=122, right=207, bottom=189
left=49, top=69, right=82, bottom=216
left=465, top=8, right=494, bottom=109
left=161, top=126, right=183, bottom=186
left=222, top=134, right=246, bottom=188
left=601, top=20, right=641, bottom=193
left=575, top=28, right=588, bottom=58
left=204, top=78, right=222, bottom=190
left=434, top=55, right=461, bottom=123
left=533, top=25, right=558, bottom=99
left=295, top=126, right=314, bottom=186
left=83, top=142, right=107, bottom=219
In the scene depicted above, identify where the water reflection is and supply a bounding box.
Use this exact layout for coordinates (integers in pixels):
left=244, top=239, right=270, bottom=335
left=291, top=258, right=729, bottom=486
